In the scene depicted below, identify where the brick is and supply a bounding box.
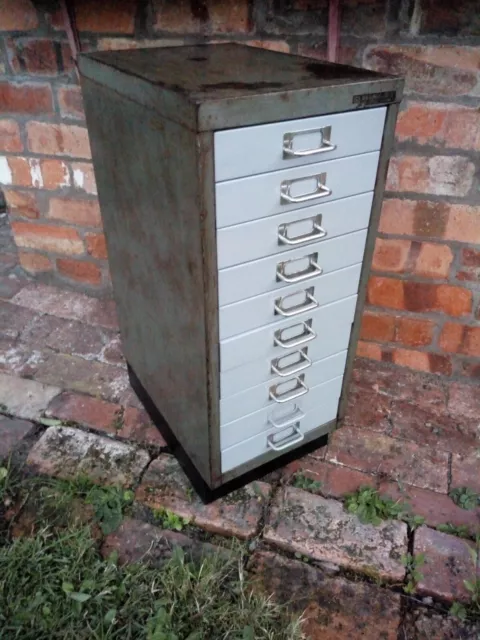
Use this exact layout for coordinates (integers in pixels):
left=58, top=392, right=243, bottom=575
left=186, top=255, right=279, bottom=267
left=18, top=252, right=52, bottom=273
left=0, top=119, right=22, bottom=152
left=356, top=340, right=382, bottom=360
left=0, top=82, right=53, bottom=114
left=1, top=156, right=35, bottom=188
left=378, top=481, right=480, bottom=538
left=264, top=487, right=407, bottom=581
left=414, top=242, right=453, bottom=279
left=154, top=0, right=204, bottom=33
left=101, top=335, right=125, bottom=366
left=0, top=299, right=37, bottom=340
left=72, top=162, right=97, bottom=195
left=414, top=526, right=476, bottom=602
left=342, top=385, right=392, bottom=433
left=446, top=205, right=480, bottom=244
left=360, top=311, right=396, bottom=342
left=57, top=86, right=85, bottom=120
left=26, top=122, right=91, bottom=158
left=286, top=457, right=377, bottom=499
left=10, top=39, right=57, bottom=75
left=136, top=454, right=271, bottom=538
left=11, top=283, right=118, bottom=329
left=210, top=0, right=251, bottom=33
left=85, top=232, right=107, bottom=259
left=0, top=371, right=60, bottom=420
left=448, top=381, right=480, bottom=424
left=365, top=45, right=480, bottom=97
left=372, top=238, right=411, bottom=273
left=102, top=518, right=222, bottom=567
left=371, top=278, right=472, bottom=316
left=0, top=274, right=28, bottom=300
left=403, top=607, right=479, bottom=640
left=388, top=398, right=477, bottom=456
left=451, top=451, right=480, bottom=493
left=4, top=189, right=39, bottom=219
left=421, top=0, right=480, bottom=35
left=392, top=348, right=452, bottom=376
left=397, top=102, right=480, bottom=151
left=11, top=221, right=84, bottom=255
left=56, top=258, right=102, bottom=286
left=250, top=551, right=402, bottom=640
left=48, top=197, right=101, bottom=227
left=440, top=323, right=480, bottom=357
left=326, top=426, right=449, bottom=492
left=0, top=0, right=38, bottom=31
left=73, top=0, right=136, bottom=33
left=40, top=159, right=70, bottom=190
left=368, top=276, right=404, bottom=310
left=395, top=316, right=434, bottom=347
left=33, top=352, right=130, bottom=403
left=245, top=40, right=290, bottom=53
left=457, top=247, right=480, bottom=282
left=387, top=155, right=474, bottom=197
left=0, top=416, right=35, bottom=460
left=27, top=426, right=150, bottom=486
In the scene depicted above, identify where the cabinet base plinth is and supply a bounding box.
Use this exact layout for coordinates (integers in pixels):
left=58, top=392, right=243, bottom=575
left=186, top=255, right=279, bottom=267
left=128, top=362, right=329, bottom=504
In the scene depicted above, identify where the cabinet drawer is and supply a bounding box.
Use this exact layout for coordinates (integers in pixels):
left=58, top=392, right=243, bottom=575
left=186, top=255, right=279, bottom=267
left=219, top=263, right=361, bottom=340
left=217, top=192, right=373, bottom=269
left=220, top=294, right=357, bottom=371
left=219, top=229, right=367, bottom=306
left=214, top=108, right=386, bottom=182
left=216, top=152, right=379, bottom=228
left=220, top=320, right=352, bottom=397
left=220, top=376, right=343, bottom=471
left=220, top=350, right=347, bottom=425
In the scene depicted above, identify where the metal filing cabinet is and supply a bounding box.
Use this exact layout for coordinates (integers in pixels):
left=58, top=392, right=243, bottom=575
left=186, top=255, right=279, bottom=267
left=79, top=44, right=403, bottom=501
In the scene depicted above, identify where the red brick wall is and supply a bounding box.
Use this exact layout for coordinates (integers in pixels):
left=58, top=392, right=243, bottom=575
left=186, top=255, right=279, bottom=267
left=0, top=0, right=479, bottom=379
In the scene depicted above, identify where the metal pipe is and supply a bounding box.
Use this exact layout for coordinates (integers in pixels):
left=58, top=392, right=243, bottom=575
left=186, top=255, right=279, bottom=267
left=328, top=0, right=340, bottom=63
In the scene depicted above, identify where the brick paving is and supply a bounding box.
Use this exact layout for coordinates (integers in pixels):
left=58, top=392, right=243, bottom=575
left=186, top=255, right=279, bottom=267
left=0, top=280, right=479, bottom=637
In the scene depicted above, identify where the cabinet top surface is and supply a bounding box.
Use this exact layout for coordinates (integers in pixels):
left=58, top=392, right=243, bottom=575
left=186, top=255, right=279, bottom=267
left=83, top=43, right=395, bottom=102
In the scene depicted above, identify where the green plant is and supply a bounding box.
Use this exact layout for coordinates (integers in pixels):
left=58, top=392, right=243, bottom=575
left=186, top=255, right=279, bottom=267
left=110, top=407, right=125, bottom=432
left=402, top=513, right=425, bottom=531
left=437, top=523, right=472, bottom=539
left=153, top=507, right=191, bottom=531
left=86, top=485, right=134, bottom=534
left=402, top=552, right=425, bottom=594
left=344, top=486, right=408, bottom=526
left=292, top=474, right=322, bottom=494
left=0, top=527, right=304, bottom=639
left=449, top=487, right=480, bottom=511
left=450, top=538, right=480, bottom=622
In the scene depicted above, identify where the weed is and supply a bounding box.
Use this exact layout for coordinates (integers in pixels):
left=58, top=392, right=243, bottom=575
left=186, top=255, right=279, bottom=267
left=0, top=528, right=304, bottom=639
left=344, top=486, right=408, bottom=526
left=292, top=473, right=322, bottom=494
left=449, top=487, right=479, bottom=511
left=402, top=552, right=425, bottom=594
left=153, top=507, right=191, bottom=531
left=449, top=537, right=480, bottom=623
left=185, top=486, right=195, bottom=502
left=110, top=407, right=125, bottom=432
left=437, top=523, right=472, bottom=539
left=86, top=485, right=134, bottom=534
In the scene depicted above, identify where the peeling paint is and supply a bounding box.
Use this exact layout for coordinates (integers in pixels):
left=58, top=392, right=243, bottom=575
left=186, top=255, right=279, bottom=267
left=0, top=157, right=12, bottom=185
left=29, top=159, right=43, bottom=188
left=73, top=167, right=85, bottom=189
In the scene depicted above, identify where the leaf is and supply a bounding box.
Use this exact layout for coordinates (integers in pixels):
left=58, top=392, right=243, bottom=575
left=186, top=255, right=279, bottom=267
left=0, top=467, right=8, bottom=482
left=104, top=608, right=117, bottom=625
left=62, top=582, right=74, bottom=594
left=242, top=626, right=255, bottom=640
left=69, top=592, right=92, bottom=603
left=38, top=418, right=63, bottom=427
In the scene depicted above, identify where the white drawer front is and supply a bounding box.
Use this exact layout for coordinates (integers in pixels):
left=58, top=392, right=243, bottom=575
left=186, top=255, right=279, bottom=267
left=220, top=294, right=357, bottom=372
left=214, top=108, right=387, bottom=182
left=217, top=192, right=373, bottom=269
left=220, top=350, right=347, bottom=425
left=220, top=376, right=343, bottom=472
left=221, top=319, right=352, bottom=398
left=219, top=229, right=367, bottom=307
left=219, top=263, right=361, bottom=340
left=216, top=152, right=380, bottom=228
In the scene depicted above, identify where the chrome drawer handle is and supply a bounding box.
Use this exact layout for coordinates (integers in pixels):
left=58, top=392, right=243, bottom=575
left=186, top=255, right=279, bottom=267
left=274, top=288, right=319, bottom=318
left=280, top=172, right=332, bottom=205
left=276, top=254, right=323, bottom=284
left=271, top=349, right=311, bottom=377
left=267, top=424, right=305, bottom=452
left=283, top=126, right=336, bottom=158
left=269, top=375, right=309, bottom=404
left=274, top=321, right=316, bottom=349
left=268, top=407, right=305, bottom=429
left=278, top=214, right=327, bottom=247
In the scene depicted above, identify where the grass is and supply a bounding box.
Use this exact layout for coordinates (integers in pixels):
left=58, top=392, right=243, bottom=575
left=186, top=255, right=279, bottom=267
left=0, top=467, right=305, bottom=639
left=401, top=552, right=425, bottom=595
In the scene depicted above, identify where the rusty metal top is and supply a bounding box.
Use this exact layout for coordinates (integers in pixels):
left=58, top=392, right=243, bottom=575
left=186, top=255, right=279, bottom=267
left=79, top=43, right=404, bottom=132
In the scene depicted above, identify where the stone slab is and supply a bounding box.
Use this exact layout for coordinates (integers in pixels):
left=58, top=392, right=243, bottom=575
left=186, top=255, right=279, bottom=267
left=0, top=372, right=60, bottom=419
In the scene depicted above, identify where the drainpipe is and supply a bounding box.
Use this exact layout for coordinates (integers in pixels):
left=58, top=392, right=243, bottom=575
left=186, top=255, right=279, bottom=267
left=327, top=0, right=340, bottom=63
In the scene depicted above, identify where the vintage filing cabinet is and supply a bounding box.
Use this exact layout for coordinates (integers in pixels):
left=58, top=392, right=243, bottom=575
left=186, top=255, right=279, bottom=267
left=79, top=44, right=403, bottom=501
